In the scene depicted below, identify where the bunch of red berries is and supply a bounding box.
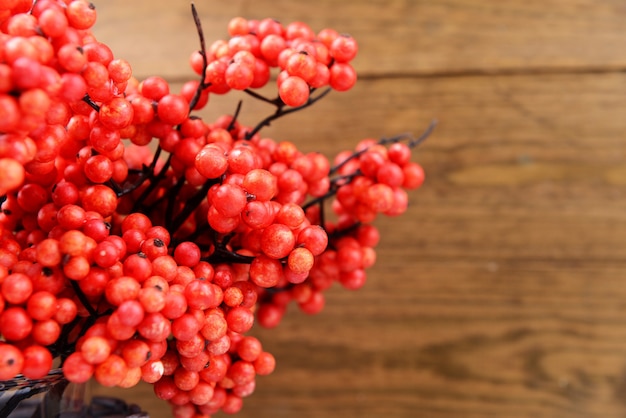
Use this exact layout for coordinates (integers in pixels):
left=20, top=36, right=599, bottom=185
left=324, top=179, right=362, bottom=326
left=0, top=1, right=427, bottom=417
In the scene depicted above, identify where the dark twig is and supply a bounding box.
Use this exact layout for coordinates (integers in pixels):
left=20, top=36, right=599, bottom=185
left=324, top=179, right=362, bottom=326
left=409, top=118, right=437, bottom=148
left=191, top=3, right=206, bottom=65
left=243, top=89, right=281, bottom=106
left=188, top=3, right=212, bottom=112
left=164, top=175, right=188, bottom=231
left=48, top=316, right=81, bottom=359
left=69, top=279, right=98, bottom=318
left=328, top=221, right=362, bottom=240
left=244, top=88, right=331, bottom=139
left=82, top=94, right=100, bottom=111
left=301, top=170, right=362, bottom=211
left=131, top=153, right=172, bottom=212
left=106, top=179, right=122, bottom=196
left=200, top=230, right=255, bottom=265
left=149, top=145, right=163, bottom=171
left=204, top=246, right=255, bottom=264
left=168, top=179, right=216, bottom=235
left=175, top=223, right=213, bottom=249
left=226, top=100, right=244, bottom=132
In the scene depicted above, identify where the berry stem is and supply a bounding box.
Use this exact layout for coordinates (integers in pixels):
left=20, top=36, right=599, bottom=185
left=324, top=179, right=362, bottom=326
left=243, top=89, right=282, bottom=106
left=408, top=119, right=438, bottom=147
left=226, top=100, right=243, bottom=132
left=131, top=153, right=172, bottom=212
left=328, top=221, right=362, bottom=240
left=191, top=3, right=206, bottom=66
left=105, top=179, right=123, bottom=196
left=68, top=279, right=98, bottom=318
left=149, top=145, right=163, bottom=171
left=107, top=146, right=167, bottom=200
left=301, top=170, right=362, bottom=211
left=49, top=316, right=82, bottom=358
left=204, top=245, right=255, bottom=264
left=175, top=223, right=213, bottom=248
left=167, top=178, right=215, bottom=234
left=81, top=94, right=100, bottom=112
left=244, top=87, right=331, bottom=139
left=188, top=3, right=212, bottom=112
left=164, top=175, right=187, bottom=231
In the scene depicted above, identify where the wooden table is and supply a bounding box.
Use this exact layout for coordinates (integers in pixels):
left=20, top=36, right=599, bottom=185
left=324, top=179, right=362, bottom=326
left=91, top=1, right=626, bottom=417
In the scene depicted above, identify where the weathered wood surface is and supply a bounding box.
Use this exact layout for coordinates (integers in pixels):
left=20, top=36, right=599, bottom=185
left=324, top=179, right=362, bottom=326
left=94, top=0, right=626, bottom=78
left=91, top=1, right=626, bottom=417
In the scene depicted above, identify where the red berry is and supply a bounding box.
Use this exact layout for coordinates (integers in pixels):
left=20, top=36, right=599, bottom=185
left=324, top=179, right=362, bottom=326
left=174, top=241, right=201, bottom=268
left=66, top=0, right=97, bottom=30
left=157, top=94, right=189, bottom=125
left=278, top=75, right=309, bottom=107
left=195, top=144, right=228, bottom=179
left=0, top=306, right=33, bottom=341
left=261, top=224, right=295, bottom=259
left=63, top=352, right=94, bottom=383
left=81, top=335, right=112, bottom=365
left=99, top=97, right=134, bottom=130
left=249, top=255, right=282, bottom=288
left=329, top=62, right=356, bottom=91
left=0, top=344, right=24, bottom=380
left=330, top=35, right=358, bottom=62
left=0, top=158, right=24, bottom=195
left=253, top=351, right=276, bottom=375
left=226, top=306, right=254, bottom=333
left=94, top=354, right=128, bottom=387
left=81, top=185, right=118, bottom=217
left=243, top=169, right=277, bottom=201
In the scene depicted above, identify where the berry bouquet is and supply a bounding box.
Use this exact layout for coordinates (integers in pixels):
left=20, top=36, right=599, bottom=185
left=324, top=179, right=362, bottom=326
left=0, top=1, right=429, bottom=417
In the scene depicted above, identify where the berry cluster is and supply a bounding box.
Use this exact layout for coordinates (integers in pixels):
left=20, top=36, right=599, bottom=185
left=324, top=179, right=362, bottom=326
left=0, top=1, right=428, bottom=417
left=193, top=15, right=358, bottom=106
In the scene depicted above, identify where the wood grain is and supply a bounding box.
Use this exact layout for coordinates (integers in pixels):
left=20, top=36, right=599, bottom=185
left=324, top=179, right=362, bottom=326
left=93, top=0, right=626, bottom=79
left=90, top=1, right=626, bottom=417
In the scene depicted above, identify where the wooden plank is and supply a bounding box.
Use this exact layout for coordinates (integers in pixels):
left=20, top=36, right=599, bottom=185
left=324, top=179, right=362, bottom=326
left=191, top=71, right=626, bottom=152
left=92, top=0, right=626, bottom=79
